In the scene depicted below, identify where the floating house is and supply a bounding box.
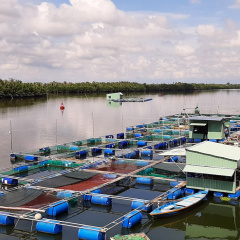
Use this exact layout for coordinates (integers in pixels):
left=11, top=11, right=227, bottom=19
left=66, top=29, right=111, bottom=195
left=189, top=116, right=230, bottom=141
left=106, top=92, right=123, bottom=101
left=184, top=141, right=240, bottom=193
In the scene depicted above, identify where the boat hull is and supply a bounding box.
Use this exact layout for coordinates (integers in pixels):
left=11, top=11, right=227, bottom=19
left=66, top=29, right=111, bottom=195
left=150, top=190, right=208, bottom=218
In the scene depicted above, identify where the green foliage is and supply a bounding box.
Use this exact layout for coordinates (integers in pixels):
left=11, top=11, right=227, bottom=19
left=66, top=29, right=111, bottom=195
left=0, top=78, right=239, bottom=98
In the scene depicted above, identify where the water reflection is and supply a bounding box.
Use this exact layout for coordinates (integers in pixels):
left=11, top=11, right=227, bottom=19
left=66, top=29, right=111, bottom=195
left=107, top=101, right=122, bottom=108
left=37, top=233, right=62, bottom=240
left=147, top=199, right=240, bottom=240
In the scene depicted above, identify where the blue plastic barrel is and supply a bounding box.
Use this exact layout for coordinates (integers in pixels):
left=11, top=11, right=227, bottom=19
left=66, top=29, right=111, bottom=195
left=154, top=142, right=167, bottom=149
left=91, top=195, right=112, bottom=205
left=141, top=150, right=153, bottom=160
left=118, top=140, right=129, bottom=148
left=92, top=189, right=101, bottom=194
left=76, top=150, right=87, bottom=157
left=167, top=188, right=182, bottom=200
left=0, top=215, right=15, bottom=225
left=137, top=177, right=152, bottom=185
left=25, top=155, right=38, bottom=161
left=141, top=150, right=152, bottom=156
left=106, top=135, right=114, bottom=138
left=213, top=192, right=224, bottom=197
left=137, top=161, right=149, bottom=167
left=172, top=139, right=178, bottom=144
left=154, top=143, right=160, bottom=149
left=57, top=191, right=73, bottom=199
left=47, top=200, right=69, bottom=216
left=69, top=146, right=79, bottom=151
left=168, top=156, right=178, bottom=162
left=228, top=190, right=240, bottom=200
left=185, top=188, right=195, bottom=195
left=2, top=177, right=18, bottom=186
left=83, top=189, right=101, bottom=201
left=14, top=166, right=28, bottom=172
left=36, top=220, right=62, bottom=234
left=136, top=124, right=144, bottom=128
left=78, top=226, right=105, bottom=240
left=131, top=200, right=152, bottom=212
left=92, top=148, right=102, bottom=155
left=135, top=133, right=142, bottom=138
left=126, top=127, right=134, bottom=131
left=121, top=210, right=142, bottom=228
left=105, top=143, right=115, bottom=148
left=181, top=137, right=187, bottom=143
left=228, top=193, right=237, bottom=199
left=125, top=151, right=137, bottom=159
left=104, top=149, right=115, bottom=155
left=137, top=141, right=147, bottom=147
left=154, top=129, right=162, bottom=133
left=40, top=160, right=48, bottom=165
left=117, top=133, right=124, bottom=139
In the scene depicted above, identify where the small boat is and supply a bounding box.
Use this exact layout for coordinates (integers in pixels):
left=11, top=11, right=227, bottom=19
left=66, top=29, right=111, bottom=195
left=149, top=189, right=208, bottom=217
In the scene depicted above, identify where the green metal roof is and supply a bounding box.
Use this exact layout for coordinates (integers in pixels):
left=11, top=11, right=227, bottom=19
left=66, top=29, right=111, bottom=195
left=186, top=141, right=240, bottom=161
left=153, top=162, right=185, bottom=173
left=183, top=165, right=235, bottom=177
left=159, top=148, right=186, bottom=156
left=189, top=116, right=226, bottom=121
left=190, top=123, right=207, bottom=126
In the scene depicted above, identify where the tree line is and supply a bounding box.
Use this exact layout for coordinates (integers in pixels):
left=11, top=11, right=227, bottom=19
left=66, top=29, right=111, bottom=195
left=0, top=78, right=239, bottom=98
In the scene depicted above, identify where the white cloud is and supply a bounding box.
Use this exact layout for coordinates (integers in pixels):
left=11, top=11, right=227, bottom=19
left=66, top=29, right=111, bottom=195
left=197, top=24, right=215, bottom=37
left=175, top=45, right=195, bottom=56
left=0, top=0, right=240, bottom=83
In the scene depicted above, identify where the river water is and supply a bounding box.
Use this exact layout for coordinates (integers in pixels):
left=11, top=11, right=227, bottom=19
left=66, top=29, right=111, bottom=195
left=1, top=89, right=240, bottom=240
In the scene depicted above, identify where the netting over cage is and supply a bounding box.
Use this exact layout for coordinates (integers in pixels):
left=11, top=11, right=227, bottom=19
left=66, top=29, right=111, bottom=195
left=34, top=171, right=98, bottom=188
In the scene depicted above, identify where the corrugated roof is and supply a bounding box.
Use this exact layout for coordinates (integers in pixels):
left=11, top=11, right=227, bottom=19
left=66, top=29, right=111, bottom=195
left=159, top=148, right=186, bottom=156
left=153, top=162, right=185, bottom=173
left=190, top=123, right=207, bottom=126
left=186, top=141, right=240, bottom=161
left=189, top=116, right=224, bottom=121
left=183, top=165, right=235, bottom=177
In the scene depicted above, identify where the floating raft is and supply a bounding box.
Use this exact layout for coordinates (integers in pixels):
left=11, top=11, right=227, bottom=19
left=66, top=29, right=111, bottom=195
left=113, top=98, right=152, bottom=102
left=110, top=232, right=150, bottom=240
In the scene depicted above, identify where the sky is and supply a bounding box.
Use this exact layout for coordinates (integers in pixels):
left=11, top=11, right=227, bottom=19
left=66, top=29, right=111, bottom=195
left=1, top=0, right=240, bottom=84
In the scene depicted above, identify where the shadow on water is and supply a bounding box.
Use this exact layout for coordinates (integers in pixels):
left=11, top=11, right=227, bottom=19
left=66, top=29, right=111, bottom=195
left=146, top=197, right=240, bottom=240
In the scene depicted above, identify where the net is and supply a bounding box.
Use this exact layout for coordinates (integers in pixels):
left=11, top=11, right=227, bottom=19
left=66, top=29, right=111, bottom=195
left=0, top=188, right=42, bottom=207
left=34, top=171, right=98, bottom=188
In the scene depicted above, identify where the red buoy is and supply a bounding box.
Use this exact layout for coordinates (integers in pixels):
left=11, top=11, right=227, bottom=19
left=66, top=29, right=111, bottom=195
left=60, top=101, right=65, bottom=110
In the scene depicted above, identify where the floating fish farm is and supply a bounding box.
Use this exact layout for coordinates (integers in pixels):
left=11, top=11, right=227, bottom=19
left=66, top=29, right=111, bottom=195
left=1, top=111, right=240, bottom=239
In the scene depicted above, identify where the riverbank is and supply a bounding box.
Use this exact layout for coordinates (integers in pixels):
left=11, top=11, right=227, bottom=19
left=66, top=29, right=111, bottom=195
left=0, top=79, right=239, bottom=99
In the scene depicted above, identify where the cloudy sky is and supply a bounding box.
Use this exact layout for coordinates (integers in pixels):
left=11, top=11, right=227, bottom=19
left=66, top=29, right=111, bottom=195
left=1, top=0, right=240, bottom=84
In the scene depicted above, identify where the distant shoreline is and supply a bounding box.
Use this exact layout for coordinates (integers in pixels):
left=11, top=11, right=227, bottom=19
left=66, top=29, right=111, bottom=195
left=0, top=79, right=239, bottom=99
